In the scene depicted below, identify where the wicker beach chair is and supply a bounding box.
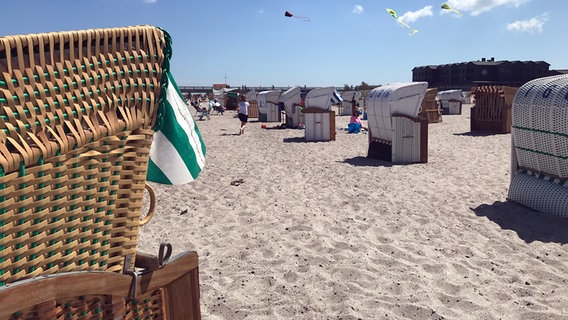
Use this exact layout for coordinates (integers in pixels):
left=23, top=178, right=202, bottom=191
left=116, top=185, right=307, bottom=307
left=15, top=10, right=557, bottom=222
left=508, top=75, right=568, bottom=216
left=0, top=26, right=201, bottom=318
left=470, top=86, right=517, bottom=133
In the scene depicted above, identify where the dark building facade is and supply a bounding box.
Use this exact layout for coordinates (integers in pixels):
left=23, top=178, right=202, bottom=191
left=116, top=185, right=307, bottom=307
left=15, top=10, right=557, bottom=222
left=412, top=58, right=560, bottom=91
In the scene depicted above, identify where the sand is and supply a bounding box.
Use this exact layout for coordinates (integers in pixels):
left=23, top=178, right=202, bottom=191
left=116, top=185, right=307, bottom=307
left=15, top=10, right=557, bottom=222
left=137, top=104, right=568, bottom=320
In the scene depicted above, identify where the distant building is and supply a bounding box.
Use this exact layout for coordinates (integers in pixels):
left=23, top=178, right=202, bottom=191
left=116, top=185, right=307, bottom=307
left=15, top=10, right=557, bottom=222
left=412, top=57, right=562, bottom=91
left=212, top=83, right=229, bottom=90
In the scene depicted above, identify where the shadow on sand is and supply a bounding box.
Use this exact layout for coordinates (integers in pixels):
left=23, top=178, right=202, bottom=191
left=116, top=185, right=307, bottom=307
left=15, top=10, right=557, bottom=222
left=282, top=137, right=308, bottom=143
left=472, top=201, right=568, bottom=244
left=340, top=156, right=393, bottom=168
left=453, top=131, right=509, bottom=137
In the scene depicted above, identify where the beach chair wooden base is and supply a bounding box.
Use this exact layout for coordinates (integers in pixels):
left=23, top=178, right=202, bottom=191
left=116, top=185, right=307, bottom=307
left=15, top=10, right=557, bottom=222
left=367, top=139, right=392, bottom=162
left=508, top=170, right=568, bottom=216
left=368, top=115, right=428, bottom=164
left=303, top=108, right=336, bottom=141
left=0, top=251, right=201, bottom=320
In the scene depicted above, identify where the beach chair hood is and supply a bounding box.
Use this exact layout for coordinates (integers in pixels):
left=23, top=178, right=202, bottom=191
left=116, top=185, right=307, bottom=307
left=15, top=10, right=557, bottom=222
left=304, top=86, right=339, bottom=111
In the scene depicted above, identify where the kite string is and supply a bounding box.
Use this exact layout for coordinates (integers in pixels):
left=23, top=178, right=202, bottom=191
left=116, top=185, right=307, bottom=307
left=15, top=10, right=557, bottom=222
left=397, top=20, right=418, bottom=35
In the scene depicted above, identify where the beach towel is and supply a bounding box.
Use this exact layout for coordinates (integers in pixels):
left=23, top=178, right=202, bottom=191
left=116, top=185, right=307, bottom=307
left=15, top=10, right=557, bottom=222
left=348, top=122, right=362, bottom=133
left=147, top=71, right=206, bottom=184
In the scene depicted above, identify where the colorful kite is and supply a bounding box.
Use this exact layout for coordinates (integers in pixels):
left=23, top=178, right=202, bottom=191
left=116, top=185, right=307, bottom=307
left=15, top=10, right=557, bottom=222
left=386, top=8, right=418, bottom=36
left=284, top=11, right=310, bottom=22
left=441, top=3, right=463, bottom=16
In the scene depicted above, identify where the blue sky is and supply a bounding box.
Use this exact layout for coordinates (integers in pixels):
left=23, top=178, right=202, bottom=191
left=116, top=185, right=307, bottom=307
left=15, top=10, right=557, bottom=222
left=0, top=0, right=565, bottom=87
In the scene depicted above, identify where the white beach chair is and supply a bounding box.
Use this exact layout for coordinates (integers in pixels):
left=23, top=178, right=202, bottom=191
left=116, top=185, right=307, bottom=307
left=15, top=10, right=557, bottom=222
left=280, top=86, right=302, bottom=128
left=341, top=91, right=362, bottom=115
left=508, top=74, right=568, bottom=216
left=366, top=82, right=429, bottom=163
left=303, top=87, right=338, bottom=141
left=258, top=90, right=282, bottom=122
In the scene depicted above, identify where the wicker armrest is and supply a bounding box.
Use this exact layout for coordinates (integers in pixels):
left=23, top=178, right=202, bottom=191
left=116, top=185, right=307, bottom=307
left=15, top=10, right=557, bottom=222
left=0, top=251, right=200, bottom=320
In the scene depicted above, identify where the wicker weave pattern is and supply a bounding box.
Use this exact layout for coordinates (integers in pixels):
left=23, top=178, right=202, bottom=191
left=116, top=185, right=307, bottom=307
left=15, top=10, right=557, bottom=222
left=511, top=74, right=568, bottom=179
left=0, top=26, right=166, bottom=285
left=471, top=86, right=516, bottom=133
left=509, top=74, right=568, bottom=215
left=508, top=170, right=568, bottom=216
left=9, top=289, right=165, bottom=320
left=418, top=88, right=442, bottom=123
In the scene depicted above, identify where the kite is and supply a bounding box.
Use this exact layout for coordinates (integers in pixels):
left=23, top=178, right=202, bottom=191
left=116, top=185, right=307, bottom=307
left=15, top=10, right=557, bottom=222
left=441, top=3, right=463, bottom=16
left=386, top=8, right=418, bottom=36
left=284, top=11, right=310, bottom=22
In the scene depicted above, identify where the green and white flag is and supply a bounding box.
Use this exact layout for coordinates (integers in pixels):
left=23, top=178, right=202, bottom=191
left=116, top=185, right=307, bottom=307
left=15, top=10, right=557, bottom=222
left=147, top=72, right=206, bottom=184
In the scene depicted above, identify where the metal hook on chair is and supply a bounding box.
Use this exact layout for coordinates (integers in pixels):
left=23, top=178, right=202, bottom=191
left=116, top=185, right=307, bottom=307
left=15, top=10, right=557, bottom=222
left=129, top=270, right=139, bottom=301
left=158, top=243, right=172, bottom=267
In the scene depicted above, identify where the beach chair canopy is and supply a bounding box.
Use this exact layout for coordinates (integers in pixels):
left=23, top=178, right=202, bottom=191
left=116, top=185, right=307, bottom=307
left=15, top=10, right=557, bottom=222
left=511, top=74, right=568, bottom=179
left=438, top=89, right=465, bottom=102
left=365, top=82, right=428, bottom=142
left=0, top=25, right=206, bottom=285
left=0, top=26, right=169, bottom=285
left=304, top=86, right=337, bottom=111
left=212, top=87, right=238, bottom=108
left=341, top=91, right=362, bottom=102
left=508, top=74, right=568, bottom=215
left=245, top=89, right=258, bottom=101
left=280, top=86, right=302, bottom=114
left=257, top=90, right=281, bottom=113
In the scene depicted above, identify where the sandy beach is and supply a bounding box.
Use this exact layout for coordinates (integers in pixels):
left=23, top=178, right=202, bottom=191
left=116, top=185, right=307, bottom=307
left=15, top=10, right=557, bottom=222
left=137, top=104, right=568, bottom=320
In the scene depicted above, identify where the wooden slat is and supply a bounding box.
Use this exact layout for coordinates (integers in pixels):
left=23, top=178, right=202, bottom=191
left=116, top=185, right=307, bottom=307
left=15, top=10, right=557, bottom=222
left=0, top=251, right=200, bottom=319
left=0, top=272, right=132, bottom=318
left=135, top=251, right=198, bottom=296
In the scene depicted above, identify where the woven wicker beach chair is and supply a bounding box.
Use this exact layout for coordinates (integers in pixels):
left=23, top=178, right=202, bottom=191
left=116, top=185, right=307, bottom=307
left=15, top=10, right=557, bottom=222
left=508, top=75, right=568, bottom=216
left=470, top=86, right=517, bottom=133
left=0, top=26, right=201, bottom=318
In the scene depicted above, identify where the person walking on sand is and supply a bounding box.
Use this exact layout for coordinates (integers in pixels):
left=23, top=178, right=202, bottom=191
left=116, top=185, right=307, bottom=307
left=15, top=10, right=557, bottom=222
left=238, top=94, right=249, bottom=135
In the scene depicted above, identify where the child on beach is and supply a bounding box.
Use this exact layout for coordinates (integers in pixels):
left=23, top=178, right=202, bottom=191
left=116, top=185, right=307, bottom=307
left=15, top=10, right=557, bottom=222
left=348, top=100, right=367, bottom=133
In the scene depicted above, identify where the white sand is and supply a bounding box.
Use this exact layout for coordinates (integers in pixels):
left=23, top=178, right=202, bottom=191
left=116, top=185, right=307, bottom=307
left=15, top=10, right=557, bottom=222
left=137, top=104, right=568, bottom=320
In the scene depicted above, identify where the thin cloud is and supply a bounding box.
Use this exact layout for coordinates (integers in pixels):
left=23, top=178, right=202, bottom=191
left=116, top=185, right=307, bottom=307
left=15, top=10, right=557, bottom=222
left=144, top=0, right=157, bottom=3
left=352, top=5, right=364, bottom=15
left=446, top=0, right=529, bottom=16
left=258, top=9, right=264, bottom=14
left=400, top=6, right=433, bottom=24
left=506, top=13, right=548, bottom=33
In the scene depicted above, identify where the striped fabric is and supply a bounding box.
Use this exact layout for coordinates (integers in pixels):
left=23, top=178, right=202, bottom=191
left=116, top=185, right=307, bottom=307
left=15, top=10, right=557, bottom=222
left=332, top=90, right=344, bottom=104
left=147, top=72, right=206, bottom=184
